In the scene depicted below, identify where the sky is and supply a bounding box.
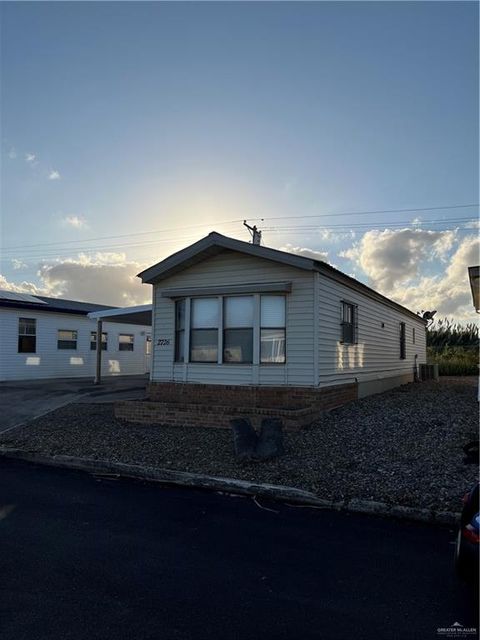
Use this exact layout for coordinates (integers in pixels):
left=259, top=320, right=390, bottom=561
left=1, top=1, right=478, bottom=321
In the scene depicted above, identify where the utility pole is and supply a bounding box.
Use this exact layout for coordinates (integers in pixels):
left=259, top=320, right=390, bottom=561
left=243, top=220, right=262, bottom=245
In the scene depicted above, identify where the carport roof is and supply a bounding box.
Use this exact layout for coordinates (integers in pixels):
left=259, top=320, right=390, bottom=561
left=88, top=304, right=152, bottom=326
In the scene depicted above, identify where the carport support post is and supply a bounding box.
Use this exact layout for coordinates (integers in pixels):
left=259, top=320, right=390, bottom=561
left=94, top=319, right=103, bottom=385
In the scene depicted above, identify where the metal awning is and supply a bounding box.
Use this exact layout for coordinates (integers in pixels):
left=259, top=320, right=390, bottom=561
left=88, top=304, right=152, bottom=326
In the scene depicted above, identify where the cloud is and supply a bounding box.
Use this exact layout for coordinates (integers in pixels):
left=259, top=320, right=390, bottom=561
left=25, top=152, right=37, bottom=164
left=318, top=228, right=356, bottom=242
left=340, top=228, right=457, bottom=291
left=464, top=220, right=480, bottom=229
left=0, top=253, right=150, bottom=307
left=341, top=228, right=479, bottom=321
left=279, top=243, right=329, bottom=262
left=48, top=170, right=61, bottom=180
left=0, top=274, right=44, bottom=295
left=8, top=148, right=17, bottom=159
left=61, top=215, right=88, bottom=229
left=11, top=259, right=27, bottom=270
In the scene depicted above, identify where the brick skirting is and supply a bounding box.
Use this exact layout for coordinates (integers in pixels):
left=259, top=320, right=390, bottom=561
left=115, top=382, right=358, bottom=430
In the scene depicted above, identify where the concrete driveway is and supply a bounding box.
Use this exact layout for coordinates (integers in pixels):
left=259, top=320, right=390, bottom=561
left=0, top=376, right=148, bottom=433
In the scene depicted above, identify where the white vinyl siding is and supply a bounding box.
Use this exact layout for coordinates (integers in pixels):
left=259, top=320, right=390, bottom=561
left=0, top=308, right=150, bottom=381
left=151, top=250, right=315, bottom=386
left=316, top=272, right=427, bottom=386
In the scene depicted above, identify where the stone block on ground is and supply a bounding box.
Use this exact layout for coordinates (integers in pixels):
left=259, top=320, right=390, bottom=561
left=255, top=417, right=285, bottom=460
left=230, top=418, right=258, bottom=460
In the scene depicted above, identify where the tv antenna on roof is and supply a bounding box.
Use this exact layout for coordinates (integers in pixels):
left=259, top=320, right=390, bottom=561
left=243, top=220, right=262, bottom=245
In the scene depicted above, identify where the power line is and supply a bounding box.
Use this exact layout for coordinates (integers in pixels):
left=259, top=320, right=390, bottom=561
left=1, top=203, right=477, bottom=253
left=0, top=218, right=244, bottom=252
left=262, top=217, right=478, bottom=232
left=1, top=219, right=477, bottom=262
left=246, top=203, right=479, bottom=223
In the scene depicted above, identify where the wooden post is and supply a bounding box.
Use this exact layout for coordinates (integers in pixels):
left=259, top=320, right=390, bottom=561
left=94, top=319, right=103, bottom=385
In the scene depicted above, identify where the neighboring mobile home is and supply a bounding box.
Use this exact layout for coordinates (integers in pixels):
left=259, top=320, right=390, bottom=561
left=119, top=232, right=427, bottom=428
left=0, top=291, right=151, bottom=381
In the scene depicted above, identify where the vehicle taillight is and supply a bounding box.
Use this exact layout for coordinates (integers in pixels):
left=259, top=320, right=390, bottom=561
left=462, top=525, right=480, bottom=544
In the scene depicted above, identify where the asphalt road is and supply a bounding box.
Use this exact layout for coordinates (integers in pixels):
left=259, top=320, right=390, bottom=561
left=0, top=459, right=477, bottom=640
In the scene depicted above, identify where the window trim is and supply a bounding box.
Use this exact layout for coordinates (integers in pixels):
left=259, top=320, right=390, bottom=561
left=259, top=294, right=287, bottom=365
left=175, top=294, right=287, bottom=365
left=340, top=301, right=357, bottom=345
left=174, top=299, right=186, bottom=363
left=118, top=333, right=135, bottom=352
left=18, top=317, right=37, bottom=354
left=189, top=297, right=220, bottom=363
left=57, top=329, right=78, bottom=350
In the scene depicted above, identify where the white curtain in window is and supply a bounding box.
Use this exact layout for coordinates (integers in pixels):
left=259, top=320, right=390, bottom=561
left=261, top=296, right=285, bottom=327
left=224, top=296, right=254, bottom=328
left=191, top=298, right=219, bottom=328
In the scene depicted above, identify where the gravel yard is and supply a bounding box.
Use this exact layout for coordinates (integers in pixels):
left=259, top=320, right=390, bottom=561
left=1, top=378, right=478, bottom=513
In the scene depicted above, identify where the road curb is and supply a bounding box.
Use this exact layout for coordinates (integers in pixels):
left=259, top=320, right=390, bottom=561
left=0, top=447, right=460, bottom=525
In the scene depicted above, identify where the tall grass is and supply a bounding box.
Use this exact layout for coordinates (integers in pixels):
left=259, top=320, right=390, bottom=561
left=427, top=319, right=479, bottom=376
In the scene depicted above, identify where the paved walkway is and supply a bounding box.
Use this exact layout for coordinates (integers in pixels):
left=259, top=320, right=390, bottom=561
left=0, top=459, right=477, bottom=640
left=0, top=376, right=148, bottom=433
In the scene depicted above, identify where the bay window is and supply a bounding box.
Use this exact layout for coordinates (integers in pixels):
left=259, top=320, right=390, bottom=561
left=190, top=298, right=219, bottom=362
left=175, top=294, right=287, bottom=365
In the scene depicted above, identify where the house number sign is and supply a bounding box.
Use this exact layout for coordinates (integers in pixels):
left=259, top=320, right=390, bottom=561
left=157, top=338, right=170, bottom=346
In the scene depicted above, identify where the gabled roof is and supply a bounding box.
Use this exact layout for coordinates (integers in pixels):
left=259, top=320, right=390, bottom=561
left=138, top=232, right=319, bottom=283
left=0, top=290, right=116, bottom=316
left=137, top=232, right=425, bottom=322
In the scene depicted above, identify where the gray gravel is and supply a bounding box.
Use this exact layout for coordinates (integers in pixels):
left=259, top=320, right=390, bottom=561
left=1, top=378, right=478, bottom=512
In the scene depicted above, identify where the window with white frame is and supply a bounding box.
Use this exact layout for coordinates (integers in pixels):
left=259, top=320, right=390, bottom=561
left=57, top=330, right=77, bottom=350
left=260, top=295, right=286, bottom=363
left=90, top=331, right=108, bottom=350
left=175, top=299, right=186, bottom=362
left=190, top=298, right=219, bottom=362
left=341, top=302, right=356, bottom=344
left=18, top=318, right=36, bottom=353
left=119, top=334, right=134, bottom=351
left=223, top=296, right=254, bottom=363
left=174, top=294, right=287, bottom=365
